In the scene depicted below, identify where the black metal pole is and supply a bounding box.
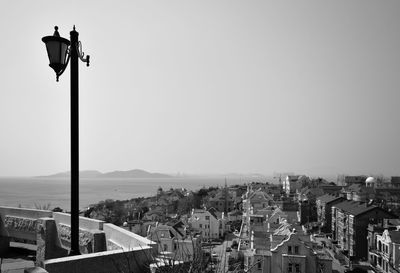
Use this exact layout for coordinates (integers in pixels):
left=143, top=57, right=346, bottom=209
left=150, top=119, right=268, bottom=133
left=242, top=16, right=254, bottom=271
left=69, top=26, right=80, bottom=256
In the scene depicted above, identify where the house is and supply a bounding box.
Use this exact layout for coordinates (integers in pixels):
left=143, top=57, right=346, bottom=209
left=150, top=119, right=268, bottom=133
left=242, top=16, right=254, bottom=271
left=331, top=200, right=395, bottom=260
left=227, top=210, right=242, bottom=222
left=147, top=222, right=200, bottom=262
left=248, top=189, right=274, bottom=213
left=265, top=183, right=282, bottom=199
left=268, top=231, right=332, bottom=273
left=316, top=194, right=345, bottom=233
left=297, top=187, right=324, bottom=202
left=207, top=188, right=235, bottom=213
left=266, top=208, right=288, bottom=228
left=142, top=206, right=165, bottom=222
left=188, top=208, right=220, bottom=240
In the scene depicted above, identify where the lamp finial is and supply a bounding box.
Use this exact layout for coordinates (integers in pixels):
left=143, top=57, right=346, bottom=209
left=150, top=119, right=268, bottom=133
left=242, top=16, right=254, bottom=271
left=53, top=26, right=60, bottom=37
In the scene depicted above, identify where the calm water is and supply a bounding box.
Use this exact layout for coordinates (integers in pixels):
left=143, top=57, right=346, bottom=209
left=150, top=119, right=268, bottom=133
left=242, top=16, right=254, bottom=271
left=0, top=176, right=263, bottom=211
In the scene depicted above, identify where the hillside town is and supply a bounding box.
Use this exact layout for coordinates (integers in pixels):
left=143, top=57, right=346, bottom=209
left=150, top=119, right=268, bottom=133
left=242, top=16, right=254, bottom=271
left=79, top=174, right=400, bottom=272
left=2, top=175, right=400, bottom=272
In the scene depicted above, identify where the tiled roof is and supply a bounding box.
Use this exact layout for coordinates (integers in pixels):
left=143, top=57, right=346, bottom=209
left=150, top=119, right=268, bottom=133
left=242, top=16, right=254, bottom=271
left=333, top=200, right=381, bottom=216
left=207, top=207, right=218, bottom=219
left=389, top=230, right=400, bottom=243
left=317, top=194, right=342, bottom=204
left=346, top=184, right=362, bottom=191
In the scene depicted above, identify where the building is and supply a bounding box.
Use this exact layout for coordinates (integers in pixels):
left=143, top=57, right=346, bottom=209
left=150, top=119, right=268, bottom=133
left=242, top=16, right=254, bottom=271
left=342, top=183, right=375, bottom=202
left=188, top=208, right=221, bottom=240
left=147, top=222, right=199, bottom=262
left=319, top=184, right=343, bottom=195
left=368, top=219, right=400, bottom=270
left=370, top=229, right=400, bottom=273
left=344, top=175, right=367, bottom=186
left=298, top=200, right=317, bottom=225
left=269, top=231, right=332, bottom=273
left=316, top=194, right=345, bottom=233
left=331, top=200, right=395, bottom=260
left=207, top=187, right=235, bottom=213
left=283, top=175, right=301, bottom=196
left=247, top=189, right=274, bottom=213
left=391, top=176, right=400, bottom=188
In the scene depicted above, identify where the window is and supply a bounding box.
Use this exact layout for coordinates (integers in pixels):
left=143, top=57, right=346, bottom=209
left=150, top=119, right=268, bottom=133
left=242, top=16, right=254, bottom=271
left=295, top=263, right=300, bottom=273
left=205, top=216, right=210, bottom=220
left=288, top=246, right=292, bottom=254
left=163, top=244, right=168, bottom=251
left=199, top=224, right=202, bottom=228
left=288, top=263, right=293, bottom=273
left=258, top=260, right=262, bottom=269
left=174, top=242, right=177, bottom=250
left=294, top=246, right=299, bottom=254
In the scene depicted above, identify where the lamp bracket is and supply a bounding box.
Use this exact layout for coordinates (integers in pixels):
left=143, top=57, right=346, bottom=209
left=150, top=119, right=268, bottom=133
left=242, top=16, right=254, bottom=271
left=76, top=41, right=90, bottom=67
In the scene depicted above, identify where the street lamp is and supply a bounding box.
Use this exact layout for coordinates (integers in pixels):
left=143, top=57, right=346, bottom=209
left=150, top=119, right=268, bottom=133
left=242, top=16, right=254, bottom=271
left=42, top=25, right=90, bottom=256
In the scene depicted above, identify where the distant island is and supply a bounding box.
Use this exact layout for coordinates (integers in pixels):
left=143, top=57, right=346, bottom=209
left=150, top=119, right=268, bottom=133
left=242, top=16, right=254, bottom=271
left=37, top=169, right=172, bottom=179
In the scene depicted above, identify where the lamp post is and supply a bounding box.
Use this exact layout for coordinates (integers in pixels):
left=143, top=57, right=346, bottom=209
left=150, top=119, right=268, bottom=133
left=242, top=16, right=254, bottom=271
left=42, top=26, right=90, bottom=256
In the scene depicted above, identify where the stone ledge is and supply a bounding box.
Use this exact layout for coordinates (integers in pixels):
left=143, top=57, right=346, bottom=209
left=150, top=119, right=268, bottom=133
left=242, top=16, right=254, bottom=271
left=24, top=267, right=49, bottom=273
left=5, top=215, right=37, bottom=232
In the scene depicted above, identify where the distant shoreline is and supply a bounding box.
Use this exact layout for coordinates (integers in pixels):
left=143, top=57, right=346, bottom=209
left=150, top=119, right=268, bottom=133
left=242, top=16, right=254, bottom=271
left=0, top=176, right=267, bottom=211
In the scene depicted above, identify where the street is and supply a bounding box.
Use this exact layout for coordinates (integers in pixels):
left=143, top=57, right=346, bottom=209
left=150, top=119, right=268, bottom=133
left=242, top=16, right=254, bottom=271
left=211, top=236, right=233, bottom=273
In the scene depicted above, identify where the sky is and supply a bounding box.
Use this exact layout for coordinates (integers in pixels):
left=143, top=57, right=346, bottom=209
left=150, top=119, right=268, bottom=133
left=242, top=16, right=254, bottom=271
left=0, top=1, right=400, bottom=177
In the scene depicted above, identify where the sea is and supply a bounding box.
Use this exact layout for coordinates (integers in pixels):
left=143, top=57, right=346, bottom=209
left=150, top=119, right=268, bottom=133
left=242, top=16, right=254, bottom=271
left=0, top=176, right=269, bottom=211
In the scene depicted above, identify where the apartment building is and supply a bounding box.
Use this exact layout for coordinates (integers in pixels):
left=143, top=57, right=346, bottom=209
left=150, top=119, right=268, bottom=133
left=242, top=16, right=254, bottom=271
left=316, top=194, right=345, bottom=233
left=331, top=200, right=394, bottom=260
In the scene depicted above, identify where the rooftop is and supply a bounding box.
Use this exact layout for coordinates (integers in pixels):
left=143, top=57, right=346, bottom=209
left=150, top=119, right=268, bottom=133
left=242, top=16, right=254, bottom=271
left=317, top=194, right=343, bottom=204
left=333, top=200, right=379, bottom=216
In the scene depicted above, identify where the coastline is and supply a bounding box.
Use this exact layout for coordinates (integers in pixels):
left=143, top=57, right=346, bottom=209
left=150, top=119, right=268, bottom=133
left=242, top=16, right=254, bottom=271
left=0, top=176, right=267, bottom=211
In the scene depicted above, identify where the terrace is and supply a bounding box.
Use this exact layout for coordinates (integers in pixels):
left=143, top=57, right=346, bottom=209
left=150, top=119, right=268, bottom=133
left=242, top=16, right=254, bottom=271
left=0, top=206, right=156, bottom=273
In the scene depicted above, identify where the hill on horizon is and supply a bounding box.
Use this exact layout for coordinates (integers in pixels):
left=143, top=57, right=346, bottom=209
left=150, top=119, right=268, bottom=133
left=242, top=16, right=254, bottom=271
left=37, top=169, right=172, bottom=179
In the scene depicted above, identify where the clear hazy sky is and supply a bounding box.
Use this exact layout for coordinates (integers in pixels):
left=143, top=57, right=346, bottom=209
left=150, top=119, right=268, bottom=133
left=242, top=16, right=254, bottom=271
left=1, top=1, right=399, bottom=177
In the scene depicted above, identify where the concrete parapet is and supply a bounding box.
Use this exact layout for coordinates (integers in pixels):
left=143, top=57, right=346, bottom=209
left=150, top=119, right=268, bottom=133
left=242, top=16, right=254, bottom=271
left=0, top=206, right=53, bottom=254
left=0, top=207, right=53, bottom=240
left=53, top=212, right=104, bottom=231
left=103, top=223, right=156, bottom=251
left=36, top=218, right=68, bottom=266
left=56, top=223, right=106, bottom=254
left=43, top=246, right=153, bottom=273
left=0, top=207, right=53, bottom=220
left=52, top=212, right=107, bottom=253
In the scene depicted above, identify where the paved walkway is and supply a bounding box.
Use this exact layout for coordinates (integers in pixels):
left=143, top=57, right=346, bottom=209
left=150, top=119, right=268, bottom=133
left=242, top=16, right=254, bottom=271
left=1, top=242, right=36, bottom=273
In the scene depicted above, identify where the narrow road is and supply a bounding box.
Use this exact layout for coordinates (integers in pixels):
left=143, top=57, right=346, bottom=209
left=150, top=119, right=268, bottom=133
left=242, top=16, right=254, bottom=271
left=213, top=238, right=232, bottom=273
